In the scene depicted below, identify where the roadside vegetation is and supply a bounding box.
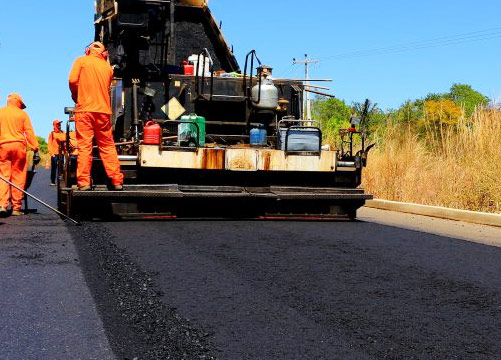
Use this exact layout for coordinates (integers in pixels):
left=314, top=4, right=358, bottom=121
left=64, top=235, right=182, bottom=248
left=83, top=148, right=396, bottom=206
left=313, top=84, right=501, bottom=213
left=37, top=136, right=48, bottom=154
left=34, top=136, right=50, bottom=168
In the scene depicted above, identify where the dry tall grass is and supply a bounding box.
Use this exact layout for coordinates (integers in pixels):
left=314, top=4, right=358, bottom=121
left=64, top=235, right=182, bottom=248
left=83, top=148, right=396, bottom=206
left=363, top=109, right=501, bottom=213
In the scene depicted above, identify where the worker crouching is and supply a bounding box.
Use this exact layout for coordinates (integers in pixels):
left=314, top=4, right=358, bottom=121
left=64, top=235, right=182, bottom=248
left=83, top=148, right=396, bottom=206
left=69, top=41, right=123, bottom=191
left=0, top=94, right=40, bottom=216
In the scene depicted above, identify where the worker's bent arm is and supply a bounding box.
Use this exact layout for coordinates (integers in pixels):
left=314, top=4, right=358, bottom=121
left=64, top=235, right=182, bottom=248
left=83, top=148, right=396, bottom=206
left=24, top=114, right=39, bottom=150
left=48, top=132, right=55, bottom=155
left=69, top=58, right=83, bottom=103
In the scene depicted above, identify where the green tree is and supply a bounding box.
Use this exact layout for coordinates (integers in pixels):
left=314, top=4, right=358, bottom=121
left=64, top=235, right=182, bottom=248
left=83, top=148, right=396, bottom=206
left=390, top=100, right=424, bottom=125
left=312, top=97, right=351, bottom=143
left=424, top=93, right=443, bottom=102
left=424, top=84, right=489, bottom=117
left=37, top=136, right=48, bottom=154
left=447, top=83, right=489, bottom=117
left=351, top=100, right=387, bottom=132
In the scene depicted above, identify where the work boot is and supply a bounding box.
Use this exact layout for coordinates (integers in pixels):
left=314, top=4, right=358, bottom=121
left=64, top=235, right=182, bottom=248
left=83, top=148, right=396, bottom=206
left=0, top=207, right=7, bottom=217
left=11, top=210, right=25, bottom=216
left=78, top=185, right=92, bottom=191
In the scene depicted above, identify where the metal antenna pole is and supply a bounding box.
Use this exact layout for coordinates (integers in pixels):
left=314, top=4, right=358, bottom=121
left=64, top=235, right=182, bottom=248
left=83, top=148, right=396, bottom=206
left=293, top=54, right=320, bottom=123
left=0, top=174, right=81, bottom=225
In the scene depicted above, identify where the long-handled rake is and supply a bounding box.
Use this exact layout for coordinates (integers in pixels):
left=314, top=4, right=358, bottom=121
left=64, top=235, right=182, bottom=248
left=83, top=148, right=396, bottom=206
left=0, top=173, right=81, bottom=225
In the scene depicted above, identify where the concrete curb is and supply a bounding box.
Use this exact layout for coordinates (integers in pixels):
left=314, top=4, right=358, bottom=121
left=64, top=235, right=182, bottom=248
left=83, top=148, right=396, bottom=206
left=365, top=199, right=501, bottom=228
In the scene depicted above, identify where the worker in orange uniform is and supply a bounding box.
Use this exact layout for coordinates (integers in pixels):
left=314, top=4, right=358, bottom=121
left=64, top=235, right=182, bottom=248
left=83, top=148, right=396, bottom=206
left=48, top=119, right=66, bottom=186
left=68, top=41, right=123, bottom=191
left=66, top=121, right=79, bottom=180
left=0, top=94, right=40, bottom=216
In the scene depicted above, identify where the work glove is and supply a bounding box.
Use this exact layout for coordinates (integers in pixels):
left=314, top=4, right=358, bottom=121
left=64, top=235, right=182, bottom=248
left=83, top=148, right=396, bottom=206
left=33, top=150, right=41, bottom=165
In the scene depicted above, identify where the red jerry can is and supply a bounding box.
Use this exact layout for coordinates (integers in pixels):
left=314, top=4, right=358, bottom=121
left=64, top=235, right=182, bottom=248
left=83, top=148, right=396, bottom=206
left=143, top=121, right=162, bottom=145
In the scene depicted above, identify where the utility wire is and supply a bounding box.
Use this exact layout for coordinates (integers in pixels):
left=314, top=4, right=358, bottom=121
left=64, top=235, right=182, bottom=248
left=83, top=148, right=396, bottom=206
left=319, top=27, right=501, bottom=61
left=282, top=63, right=304, bottom=80
left=323, top=28, right=501, bottom=59
left=279, top=62, right=298, bottom=79
left=322, top=27, right=501, bottom=59
left=326, top=34, right=501, bottom=60
left=331, top=34, right=501, bottom=60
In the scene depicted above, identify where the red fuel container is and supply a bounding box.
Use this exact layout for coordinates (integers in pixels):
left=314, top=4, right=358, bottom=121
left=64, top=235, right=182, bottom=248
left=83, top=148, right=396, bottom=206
left=143, top=121, right=162, bottom=145
left=184, top=64, right=195, bottom=76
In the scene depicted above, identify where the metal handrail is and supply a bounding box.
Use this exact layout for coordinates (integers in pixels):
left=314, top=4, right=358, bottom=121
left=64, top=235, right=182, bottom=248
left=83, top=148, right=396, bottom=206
left=242, top=50, right=262, bottom=101
left=195, top=48, right=214, bottom=100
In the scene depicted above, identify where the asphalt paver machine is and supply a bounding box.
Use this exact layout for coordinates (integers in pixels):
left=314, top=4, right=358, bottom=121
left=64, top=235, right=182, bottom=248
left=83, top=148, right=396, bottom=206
left=58, top=0, right=373, bottom=219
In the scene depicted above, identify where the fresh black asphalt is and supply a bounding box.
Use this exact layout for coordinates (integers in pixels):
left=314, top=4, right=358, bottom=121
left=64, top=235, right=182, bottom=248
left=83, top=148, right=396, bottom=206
left=77, top=216, right=501, bottom=359
left=4, top=169, right=501, bottom=359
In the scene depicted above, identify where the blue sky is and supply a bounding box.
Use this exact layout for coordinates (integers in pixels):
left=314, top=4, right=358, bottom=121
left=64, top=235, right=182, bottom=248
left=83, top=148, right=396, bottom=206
left=1, top=0, right=500, bottom=139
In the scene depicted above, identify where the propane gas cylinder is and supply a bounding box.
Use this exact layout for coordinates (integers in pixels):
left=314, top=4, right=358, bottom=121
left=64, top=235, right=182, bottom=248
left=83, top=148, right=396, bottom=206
left=252, top=77, right=278, bottom=110
left=143, top=121, right=162, bottom=145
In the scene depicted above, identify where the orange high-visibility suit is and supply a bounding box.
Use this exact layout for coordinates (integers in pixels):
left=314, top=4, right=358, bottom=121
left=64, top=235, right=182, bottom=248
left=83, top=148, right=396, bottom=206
left=0, top=94, right=39, bottom=211
left=68, top=42, right=123, bottom=188
left=48, top=119, right=66, bottom=184
left=48, top=119, right=66, bottom=157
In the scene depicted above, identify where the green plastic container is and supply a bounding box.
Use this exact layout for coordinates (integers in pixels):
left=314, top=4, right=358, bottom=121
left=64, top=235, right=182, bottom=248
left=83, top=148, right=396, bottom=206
left=179, top=114, right=206, bottom=147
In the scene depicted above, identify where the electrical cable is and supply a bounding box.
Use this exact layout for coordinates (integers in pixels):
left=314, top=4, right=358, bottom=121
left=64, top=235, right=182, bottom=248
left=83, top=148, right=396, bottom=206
left=321, top=28, right=501, bottom=60
left=324, top=34, right=501, bottom=60
left=318, top=27, right=501, bottom=61
left=322, top=27, right=501, bottom=58
left=277, top=62, right=296, bottom=79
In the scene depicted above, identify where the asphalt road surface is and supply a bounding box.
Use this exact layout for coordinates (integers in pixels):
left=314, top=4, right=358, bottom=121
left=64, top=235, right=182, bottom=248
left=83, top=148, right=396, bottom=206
left=0, top=169, right=114, bottom=360
left=5, top=170, right=501, bottom=359
left=71, top=201, right=501, bottom=359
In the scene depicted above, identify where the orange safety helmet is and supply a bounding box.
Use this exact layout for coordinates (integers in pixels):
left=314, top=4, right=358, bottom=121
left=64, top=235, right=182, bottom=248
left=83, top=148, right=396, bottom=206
left=85, top=41, right=109, bottom=60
